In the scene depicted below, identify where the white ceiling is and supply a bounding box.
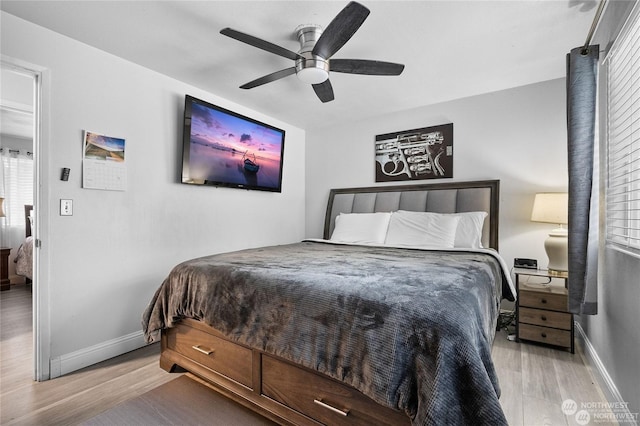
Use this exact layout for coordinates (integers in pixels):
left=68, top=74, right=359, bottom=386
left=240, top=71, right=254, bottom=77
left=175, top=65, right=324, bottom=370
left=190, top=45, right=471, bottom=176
left=0, top=1, right=597, bottom=131
left=0, top=68, right=33, bottom=140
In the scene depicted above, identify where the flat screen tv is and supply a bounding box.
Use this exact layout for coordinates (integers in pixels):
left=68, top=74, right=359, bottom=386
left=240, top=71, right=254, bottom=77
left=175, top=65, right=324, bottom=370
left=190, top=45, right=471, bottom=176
left=181, top=95, right=285, bottom=192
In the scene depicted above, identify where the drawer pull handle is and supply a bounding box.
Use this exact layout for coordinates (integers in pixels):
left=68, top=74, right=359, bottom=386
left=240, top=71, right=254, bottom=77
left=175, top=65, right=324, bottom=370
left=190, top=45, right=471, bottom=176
left=541, top=333, right=547, bottom=338
left=314, top=399, right=349, bottom=417
left=191, top=345, right=214, bottom=355
left=541, top=315, right=547, bottom=321
left=541, top=299, right=547, bottom=304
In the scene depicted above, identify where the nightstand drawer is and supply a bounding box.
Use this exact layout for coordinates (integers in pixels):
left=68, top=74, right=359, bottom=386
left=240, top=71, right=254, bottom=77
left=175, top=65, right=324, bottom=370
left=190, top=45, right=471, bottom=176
left=519, top=307, right=572, bottom=330
left=519, top=290, right=567, bottom=312
left=519, top=323, right=571, bottom=348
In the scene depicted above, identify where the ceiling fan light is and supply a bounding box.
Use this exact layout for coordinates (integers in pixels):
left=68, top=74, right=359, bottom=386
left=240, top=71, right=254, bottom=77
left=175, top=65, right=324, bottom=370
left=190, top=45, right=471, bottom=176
left=296, top=67, right=329, bottom=84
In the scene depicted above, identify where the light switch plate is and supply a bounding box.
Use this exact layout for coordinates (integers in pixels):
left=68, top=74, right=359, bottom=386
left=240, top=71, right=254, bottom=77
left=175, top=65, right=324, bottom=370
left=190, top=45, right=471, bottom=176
left=60, top=199, right=73, bottom=216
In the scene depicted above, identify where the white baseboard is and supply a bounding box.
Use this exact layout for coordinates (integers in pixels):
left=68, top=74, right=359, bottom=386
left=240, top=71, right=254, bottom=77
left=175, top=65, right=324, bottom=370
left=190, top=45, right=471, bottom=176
left=49, top=330, right=146, bottom=378
left=574, top=322, right=638, bottom=426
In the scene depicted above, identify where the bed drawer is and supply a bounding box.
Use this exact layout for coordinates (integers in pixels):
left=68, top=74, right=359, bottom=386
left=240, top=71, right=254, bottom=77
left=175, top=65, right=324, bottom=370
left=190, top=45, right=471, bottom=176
left=166, top=323, right=253, bottom=387
left=518, top=323, right=572, bottom=348
left=518, top=307, right=572, bottom=330
left=519, top=289, right=567, bottom=312
left=261, top=355, right=409, bottom=426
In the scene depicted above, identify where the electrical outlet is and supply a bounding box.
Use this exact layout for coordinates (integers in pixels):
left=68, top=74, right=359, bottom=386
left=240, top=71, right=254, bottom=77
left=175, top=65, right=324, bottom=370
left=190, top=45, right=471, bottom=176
left=60, top=199, right=73, bottom=216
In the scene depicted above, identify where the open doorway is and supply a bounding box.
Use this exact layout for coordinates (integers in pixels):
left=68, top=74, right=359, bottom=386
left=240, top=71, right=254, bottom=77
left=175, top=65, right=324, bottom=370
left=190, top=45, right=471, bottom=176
left=0, top=62, right=38, bottom=381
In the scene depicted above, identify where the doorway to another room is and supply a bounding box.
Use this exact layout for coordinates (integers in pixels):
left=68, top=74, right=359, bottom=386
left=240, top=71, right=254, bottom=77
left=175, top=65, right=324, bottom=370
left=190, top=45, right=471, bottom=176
left=0, top=64, right=36, bottom=382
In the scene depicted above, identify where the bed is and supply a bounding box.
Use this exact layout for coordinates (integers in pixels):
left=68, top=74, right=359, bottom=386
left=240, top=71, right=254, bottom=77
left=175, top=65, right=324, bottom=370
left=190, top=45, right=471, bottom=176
left=14, top=205, right=33, bottom=282
left=143, top=180, right=515, bottom=426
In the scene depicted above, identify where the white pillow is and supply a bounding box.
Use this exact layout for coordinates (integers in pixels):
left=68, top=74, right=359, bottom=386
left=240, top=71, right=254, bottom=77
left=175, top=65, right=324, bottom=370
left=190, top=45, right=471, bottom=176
left=384, top=211, right=461, bottom=249
left=330, top=212, right=392, bottom=244
left=451, top=211, right=488, bottom=249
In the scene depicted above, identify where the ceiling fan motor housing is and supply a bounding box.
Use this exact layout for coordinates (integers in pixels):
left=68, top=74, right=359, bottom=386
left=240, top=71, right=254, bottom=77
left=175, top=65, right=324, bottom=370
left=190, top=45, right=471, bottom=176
left=294, top=25, right=329, bottom=84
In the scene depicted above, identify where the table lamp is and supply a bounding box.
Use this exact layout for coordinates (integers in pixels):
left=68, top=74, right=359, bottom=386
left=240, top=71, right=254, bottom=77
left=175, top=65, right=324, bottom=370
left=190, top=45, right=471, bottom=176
left=0, top=197, right=5, bottom=217
left=531, top=192, right=568, bottom=272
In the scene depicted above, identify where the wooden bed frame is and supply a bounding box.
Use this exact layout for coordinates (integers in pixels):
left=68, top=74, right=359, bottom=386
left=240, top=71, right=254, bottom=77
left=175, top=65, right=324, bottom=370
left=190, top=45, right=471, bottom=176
left=160, top=180, right=500, bottom=425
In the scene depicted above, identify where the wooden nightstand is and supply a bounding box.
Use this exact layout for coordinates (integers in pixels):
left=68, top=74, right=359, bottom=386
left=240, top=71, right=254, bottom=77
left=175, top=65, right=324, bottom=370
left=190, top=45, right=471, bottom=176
left=1, top=247, right=11, bottom=291
left=514, top=268, right=574, bottom=353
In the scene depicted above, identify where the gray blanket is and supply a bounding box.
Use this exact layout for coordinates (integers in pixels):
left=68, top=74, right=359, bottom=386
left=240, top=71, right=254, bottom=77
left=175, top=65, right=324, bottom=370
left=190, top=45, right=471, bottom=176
left=143, top=241, right=510, bottom=425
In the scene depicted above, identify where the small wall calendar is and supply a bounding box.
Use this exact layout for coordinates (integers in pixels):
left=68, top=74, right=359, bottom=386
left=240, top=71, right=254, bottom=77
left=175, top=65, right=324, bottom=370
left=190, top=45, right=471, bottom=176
left=82, top=131, right=127, bottom=191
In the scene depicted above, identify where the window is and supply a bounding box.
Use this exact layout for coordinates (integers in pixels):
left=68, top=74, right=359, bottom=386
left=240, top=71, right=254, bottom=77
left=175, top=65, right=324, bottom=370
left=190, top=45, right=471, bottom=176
left=606, top=3, right=640, bottom=253
left=0, top=149, right=33, bottom=228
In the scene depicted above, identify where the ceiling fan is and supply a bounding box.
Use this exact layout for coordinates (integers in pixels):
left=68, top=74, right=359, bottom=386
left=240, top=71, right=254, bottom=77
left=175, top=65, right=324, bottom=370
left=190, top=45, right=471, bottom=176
left=220, top=1, right=405, bottom=103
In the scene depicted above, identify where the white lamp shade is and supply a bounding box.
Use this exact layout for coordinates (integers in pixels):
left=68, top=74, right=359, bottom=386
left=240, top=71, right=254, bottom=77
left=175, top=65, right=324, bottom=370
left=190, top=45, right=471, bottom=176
left=531, top=193, right=568, bottom=225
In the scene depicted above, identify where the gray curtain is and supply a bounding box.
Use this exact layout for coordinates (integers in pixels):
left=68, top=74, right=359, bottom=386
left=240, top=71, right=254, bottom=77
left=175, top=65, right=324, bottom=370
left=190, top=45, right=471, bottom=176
left=566, top=45, right=599, bottom=315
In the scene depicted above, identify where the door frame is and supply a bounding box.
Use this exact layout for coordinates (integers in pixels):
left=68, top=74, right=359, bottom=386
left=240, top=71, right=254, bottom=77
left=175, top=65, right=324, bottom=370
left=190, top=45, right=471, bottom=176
left=2, top=56, right=50, bottom=381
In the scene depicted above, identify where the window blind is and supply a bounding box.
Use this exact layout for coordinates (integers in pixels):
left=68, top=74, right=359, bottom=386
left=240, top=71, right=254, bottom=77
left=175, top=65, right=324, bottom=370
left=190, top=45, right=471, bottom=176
left=0, top=149, right=34, bottom=228
left=606, top=3, right=640, bottom=253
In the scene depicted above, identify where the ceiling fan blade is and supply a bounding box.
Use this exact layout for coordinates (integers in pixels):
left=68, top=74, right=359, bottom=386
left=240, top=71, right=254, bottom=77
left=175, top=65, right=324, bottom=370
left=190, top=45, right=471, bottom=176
left=312, top=2, right=370, bottom=59
left=312, top=79, right=335, bottom=103
left=221, top=28, right=304, bottom=61
left=240, top=67, right=296, bottom=89
left=330, top=59, right=405, bottom=75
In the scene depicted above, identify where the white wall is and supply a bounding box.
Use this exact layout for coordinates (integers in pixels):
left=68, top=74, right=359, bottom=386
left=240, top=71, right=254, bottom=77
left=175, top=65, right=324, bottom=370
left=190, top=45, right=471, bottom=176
left=1, top=12, right=306, bottom=376
left=306, top=78, right=569, bottom=272
left=0, top=133, right=31, bottom=151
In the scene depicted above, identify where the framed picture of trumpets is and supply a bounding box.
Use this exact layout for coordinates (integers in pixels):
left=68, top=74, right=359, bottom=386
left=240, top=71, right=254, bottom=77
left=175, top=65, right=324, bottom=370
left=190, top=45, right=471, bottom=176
left=375, top=123, right=453, bottom=182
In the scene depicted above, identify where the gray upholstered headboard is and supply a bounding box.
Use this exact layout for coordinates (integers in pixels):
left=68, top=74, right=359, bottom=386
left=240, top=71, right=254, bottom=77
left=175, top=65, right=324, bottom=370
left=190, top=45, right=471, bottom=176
left=323, top=180, right=500, bottom=250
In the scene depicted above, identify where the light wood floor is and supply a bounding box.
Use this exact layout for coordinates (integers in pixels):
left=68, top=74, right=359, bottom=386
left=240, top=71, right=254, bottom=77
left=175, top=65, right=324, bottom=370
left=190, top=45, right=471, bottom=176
left=1, top=284, right=616, bottom=425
